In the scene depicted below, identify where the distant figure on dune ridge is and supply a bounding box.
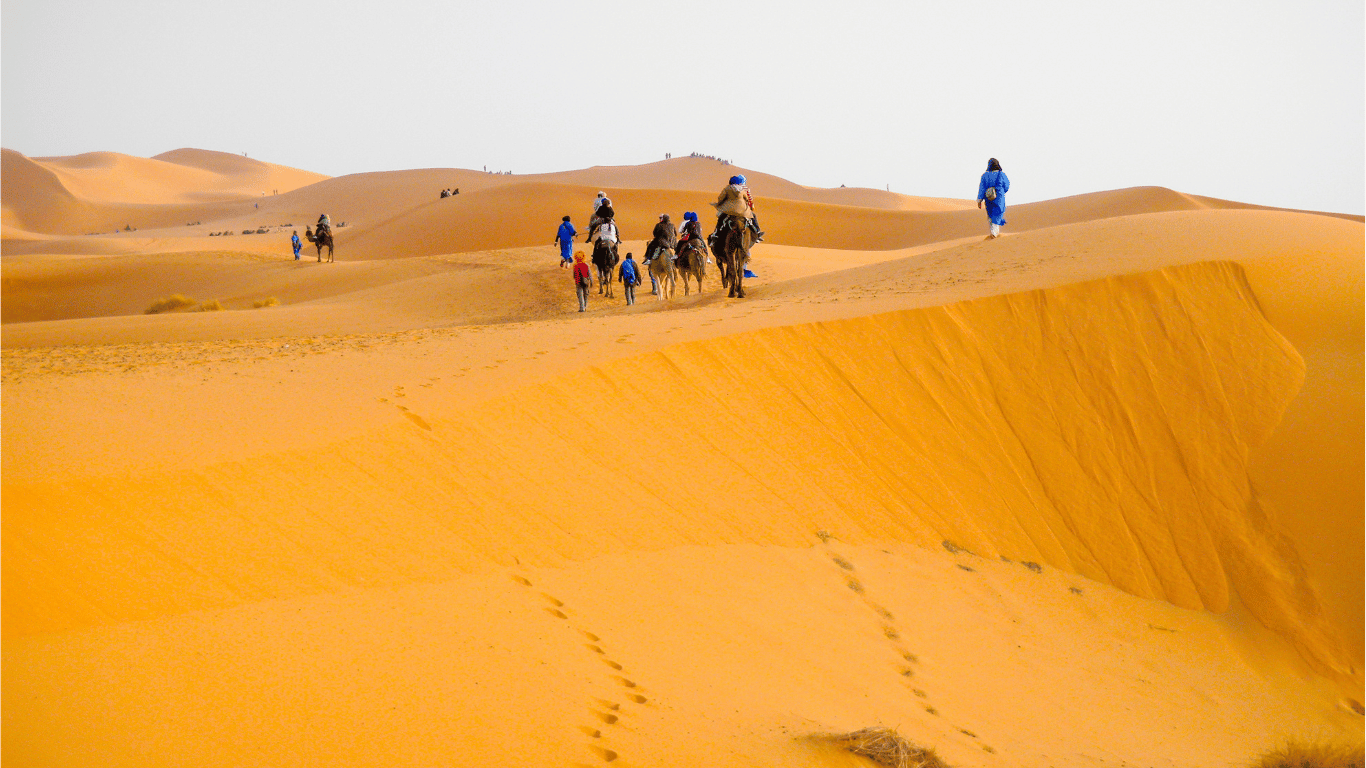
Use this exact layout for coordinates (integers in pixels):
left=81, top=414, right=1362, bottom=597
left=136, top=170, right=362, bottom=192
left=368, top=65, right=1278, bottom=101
left=573, top=252, right=592, bottom=312
left=555, top=215, right=577, bottom=268
left=441, top=189, right=450, bottom=198
left=977, top=158, right=1010, bottom=238
left=291, top=230, right=301, bottom=261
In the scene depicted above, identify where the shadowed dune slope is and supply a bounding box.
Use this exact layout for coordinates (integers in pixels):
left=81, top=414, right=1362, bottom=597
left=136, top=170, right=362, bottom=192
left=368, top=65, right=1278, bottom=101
left=6, top=261, right=1354, bottom=686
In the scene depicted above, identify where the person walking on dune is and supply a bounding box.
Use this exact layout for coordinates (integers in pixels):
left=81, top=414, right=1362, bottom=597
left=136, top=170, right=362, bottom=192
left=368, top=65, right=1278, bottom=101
left=291, top=230, right=302, bottom=261
left=619, top=252, right=641, bottom=305
left=555, top=216, right=577, bottom=268
left=977, top=158, right=1010, bottom=238
left=573, top=251, right=593, bottom=312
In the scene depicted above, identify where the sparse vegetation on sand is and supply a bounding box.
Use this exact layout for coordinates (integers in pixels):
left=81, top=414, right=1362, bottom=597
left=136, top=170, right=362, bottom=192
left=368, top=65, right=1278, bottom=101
left=144, top=294, right=197, bottom=314
left=1250, top=741, right=1364, bottom=768
left=190, top=299, right=224, bottom=312
left=811, top=727, right=950, bottom=768
left=253, top=297, right=279, bottom=308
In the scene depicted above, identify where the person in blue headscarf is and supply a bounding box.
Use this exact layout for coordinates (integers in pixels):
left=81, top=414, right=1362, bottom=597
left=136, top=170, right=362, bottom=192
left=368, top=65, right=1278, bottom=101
left=709, top=174, right=764, bottom=245
left=977, top=158, right=1010, bottom=238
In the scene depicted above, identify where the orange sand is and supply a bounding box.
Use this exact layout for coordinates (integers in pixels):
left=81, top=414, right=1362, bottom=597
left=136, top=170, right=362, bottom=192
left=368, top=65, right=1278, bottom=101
left=3, top=148, right=1362, bottom=767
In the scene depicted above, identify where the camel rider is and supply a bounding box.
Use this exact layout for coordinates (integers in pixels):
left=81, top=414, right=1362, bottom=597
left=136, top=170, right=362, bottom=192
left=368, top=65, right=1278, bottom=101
left=587, top=198, right=615, bottom=242
left=709, top=175, right=764, bottom=245
left=590, top=212, right=620, bottom=247
left=587, top=192, right=608, bottom=235
left=317, top=213, right=332, bottom=236
left=675, top=211, right=706, bottom=257
left=642, top=214, right=677, bottom=265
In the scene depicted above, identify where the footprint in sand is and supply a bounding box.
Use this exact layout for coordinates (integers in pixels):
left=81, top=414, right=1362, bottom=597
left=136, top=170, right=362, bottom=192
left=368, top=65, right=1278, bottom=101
left=402, top=411, right=432, bottom=431
left=589, top=745, right=618, bottom=762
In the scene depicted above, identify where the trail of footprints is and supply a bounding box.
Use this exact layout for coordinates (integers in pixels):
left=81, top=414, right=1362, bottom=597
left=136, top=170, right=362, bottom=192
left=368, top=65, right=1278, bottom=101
left=376, top=384, right=435, bottom=431
left=820, top=541, right=997, bottom=756
left=510, top=573, right=648, bottom=764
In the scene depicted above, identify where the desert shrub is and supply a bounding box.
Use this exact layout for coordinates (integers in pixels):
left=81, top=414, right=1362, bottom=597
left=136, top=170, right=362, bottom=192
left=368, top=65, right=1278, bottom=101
left=190, top=300, right=224, bottom=312
left=810, top=727, right=949, bottom=768
left=145, top=295, right=197, bottom=314
left=1250, top=741, right=1364, bottom=768
left=253, top=297, right=279, bottom=308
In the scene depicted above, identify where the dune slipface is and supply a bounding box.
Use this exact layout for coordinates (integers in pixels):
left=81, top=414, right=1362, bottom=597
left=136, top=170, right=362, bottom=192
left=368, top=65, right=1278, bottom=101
left=2, top=150, right=1361, bottom=767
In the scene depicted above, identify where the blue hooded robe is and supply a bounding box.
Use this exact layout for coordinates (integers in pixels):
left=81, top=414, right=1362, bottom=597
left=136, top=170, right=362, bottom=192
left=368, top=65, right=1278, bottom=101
left=556, top=221, right=577, bottom=261
left=978, top=170, right=1010, bottom=226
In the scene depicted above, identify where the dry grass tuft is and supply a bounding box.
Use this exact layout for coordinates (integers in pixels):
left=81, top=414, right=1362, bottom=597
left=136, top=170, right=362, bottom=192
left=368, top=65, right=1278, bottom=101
left=191, top=299, right=225, bottom=312
left=144, top=294, right=197, bottom=314
left=812, top=727, right=950, bottom=768
left=1250, top=741, right=1364, bottom=768
left=253, top=297, right=280, bottom=308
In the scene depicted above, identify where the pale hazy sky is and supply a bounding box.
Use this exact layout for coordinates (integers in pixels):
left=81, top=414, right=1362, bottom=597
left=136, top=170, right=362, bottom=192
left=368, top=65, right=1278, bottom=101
left=4, top=0, right=1363, bottom=214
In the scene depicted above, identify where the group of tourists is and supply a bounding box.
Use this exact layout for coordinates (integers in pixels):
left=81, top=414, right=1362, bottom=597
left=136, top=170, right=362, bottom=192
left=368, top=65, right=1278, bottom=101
left=439, top=188, right=460, bottom=198
left=557, top=158, right=1010, bottom=312
left=556, top=174, right=769, bottom=311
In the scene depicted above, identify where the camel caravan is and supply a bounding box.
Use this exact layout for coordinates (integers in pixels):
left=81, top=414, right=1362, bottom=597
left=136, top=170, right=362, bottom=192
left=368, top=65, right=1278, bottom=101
left=292, top=176, right=762, bottom=310
left=575, top=175, right=763, bottom=307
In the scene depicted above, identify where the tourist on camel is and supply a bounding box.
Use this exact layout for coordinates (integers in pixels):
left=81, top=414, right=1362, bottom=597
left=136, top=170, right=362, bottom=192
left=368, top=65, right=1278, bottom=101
left=708, top=175, right=764, bottom=246
left=587, top=198, right=616, bottom=243
left=641, top=214, right=677, bottom=265
left=587, top=192, right=608, bottom=236
left=675, top=211, right=707, bottom=258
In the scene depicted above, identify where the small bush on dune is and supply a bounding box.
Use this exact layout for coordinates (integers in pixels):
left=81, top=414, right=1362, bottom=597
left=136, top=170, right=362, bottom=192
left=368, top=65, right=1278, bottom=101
left=145, top=294, right=197, bottom=314
left=190, top=300, right=224, bottom=312
left=1251, top=741, right=1364, bottom=768
left=253, top=297, right=279, bottom=308
left=811, top=727, right=949, bottom=768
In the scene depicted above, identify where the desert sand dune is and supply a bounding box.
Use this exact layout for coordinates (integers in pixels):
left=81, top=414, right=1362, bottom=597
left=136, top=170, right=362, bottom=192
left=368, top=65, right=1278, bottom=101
left=2, top=150, right=1361, bottom=767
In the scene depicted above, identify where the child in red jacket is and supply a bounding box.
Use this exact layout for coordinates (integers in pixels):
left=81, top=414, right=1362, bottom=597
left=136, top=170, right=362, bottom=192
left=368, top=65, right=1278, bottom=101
left=572, top=252, right=592, bottom=312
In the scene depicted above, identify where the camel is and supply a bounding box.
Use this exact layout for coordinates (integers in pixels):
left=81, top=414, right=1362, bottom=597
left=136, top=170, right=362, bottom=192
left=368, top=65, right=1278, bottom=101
left=591, top=239, right=619, bottom=298
left=675, top=239, right=707, bottom=296
left=713, top=216, right=754, bottom=298
left=646, top=245, right=676, bottom=301
left=304, top=225, right=334, bottom=262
